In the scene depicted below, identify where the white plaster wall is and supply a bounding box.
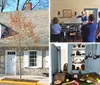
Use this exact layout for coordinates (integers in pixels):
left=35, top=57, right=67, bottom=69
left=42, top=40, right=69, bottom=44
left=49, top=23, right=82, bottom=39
left=51, top=0, right=100, bottom=23
left=55, top=43, right=68, bottom=71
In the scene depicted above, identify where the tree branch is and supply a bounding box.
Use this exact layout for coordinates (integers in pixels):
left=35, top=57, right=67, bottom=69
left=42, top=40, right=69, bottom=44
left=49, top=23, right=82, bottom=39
left=22, top=0, right=31, bottom=10
left=16, top=0, right=20, bottom=11
left=1, top=0, right=5, bottom=12
left=32, top=0, right=40, bottom=9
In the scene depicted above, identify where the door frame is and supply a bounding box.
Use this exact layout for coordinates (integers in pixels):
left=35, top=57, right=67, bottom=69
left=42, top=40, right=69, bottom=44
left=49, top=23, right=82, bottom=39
left=49, top=44, right=61, bottom=83
left=84, top=8, right=98, bottom=23
left=5, top=50, right=17, bottom=75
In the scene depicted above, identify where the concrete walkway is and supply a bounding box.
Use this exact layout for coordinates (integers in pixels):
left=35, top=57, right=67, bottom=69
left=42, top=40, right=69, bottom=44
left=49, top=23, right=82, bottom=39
left=0, top=74, right=49, bottom=85
left=0, top=84, right=17, bottom=85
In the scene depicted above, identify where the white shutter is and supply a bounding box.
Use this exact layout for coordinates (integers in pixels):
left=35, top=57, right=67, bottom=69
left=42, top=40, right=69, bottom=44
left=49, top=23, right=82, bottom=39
left=37, top=51, right=42, bottom=68
left=46, top=51, right=49, bottom=68
left=24, top=51, right=29, bottom=68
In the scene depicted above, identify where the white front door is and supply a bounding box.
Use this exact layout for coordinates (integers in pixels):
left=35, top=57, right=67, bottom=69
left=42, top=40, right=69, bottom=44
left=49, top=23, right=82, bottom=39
left=6, top=51, right=16, bottom=75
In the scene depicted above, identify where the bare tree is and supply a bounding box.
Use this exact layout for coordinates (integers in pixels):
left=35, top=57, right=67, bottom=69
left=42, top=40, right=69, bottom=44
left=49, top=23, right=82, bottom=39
left=0, top=0, right=49, bottom=12
left=21, top=0, right=31, bottom=10
left=32, top=0, right=48, bottom=9
left=0, top=0, right=6, bottom=12
left=16, top=0, right=31, bottom=11
left=21, top=0, right=41, bottom=10
left=8, top=11, right=39, bottom=79
left=32, top=0, right=40, bottom=9
left=16, top=0, right=20, bottom=11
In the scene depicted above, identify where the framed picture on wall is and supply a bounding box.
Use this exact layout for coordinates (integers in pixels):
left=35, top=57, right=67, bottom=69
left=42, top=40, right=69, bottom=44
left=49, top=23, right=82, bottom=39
left=63, top=9, right=72, bottom=18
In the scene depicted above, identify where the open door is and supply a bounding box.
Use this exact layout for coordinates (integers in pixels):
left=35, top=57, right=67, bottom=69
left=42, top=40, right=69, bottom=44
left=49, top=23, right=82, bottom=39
left=84, top=8, right=98, bottom=23
left=49, top=44, right=61, bottom=83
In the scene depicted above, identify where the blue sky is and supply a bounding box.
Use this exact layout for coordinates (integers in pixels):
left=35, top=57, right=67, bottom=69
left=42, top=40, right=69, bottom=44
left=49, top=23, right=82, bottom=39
left=3, top=0, right=49, bottom=12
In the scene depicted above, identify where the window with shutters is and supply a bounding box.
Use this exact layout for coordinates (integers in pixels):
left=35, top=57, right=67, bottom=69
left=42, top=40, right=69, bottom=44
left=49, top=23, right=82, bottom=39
left=29, top=51, right=37, bottom=67
left=24, top=50, right=42, bottom=68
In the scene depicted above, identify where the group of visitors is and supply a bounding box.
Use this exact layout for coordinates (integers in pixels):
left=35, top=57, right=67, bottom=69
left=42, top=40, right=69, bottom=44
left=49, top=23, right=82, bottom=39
left=50, top=11, right=100, bottom=42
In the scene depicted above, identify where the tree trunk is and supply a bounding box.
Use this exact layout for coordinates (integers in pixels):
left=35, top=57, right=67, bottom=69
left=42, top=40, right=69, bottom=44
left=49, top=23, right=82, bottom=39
left=18, top=40, right=22, bottom=79
left=16, top=0, right=20, bottom=11
left=1, top=0, right=4, bottom=12
left=19, top=50, right=22, bottom=79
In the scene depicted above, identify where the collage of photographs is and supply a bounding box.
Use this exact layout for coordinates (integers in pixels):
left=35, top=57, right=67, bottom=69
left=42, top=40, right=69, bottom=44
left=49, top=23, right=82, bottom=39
left=0, top=0, right=100, bottom=85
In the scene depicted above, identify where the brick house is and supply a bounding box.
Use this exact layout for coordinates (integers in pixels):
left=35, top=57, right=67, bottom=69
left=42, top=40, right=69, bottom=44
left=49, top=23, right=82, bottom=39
left=0, top=10, right=49, bottom=76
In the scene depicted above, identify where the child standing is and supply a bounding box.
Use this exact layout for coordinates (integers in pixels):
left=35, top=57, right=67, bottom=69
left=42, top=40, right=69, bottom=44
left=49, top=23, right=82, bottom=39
left=81, top=14, right=97, bottom=42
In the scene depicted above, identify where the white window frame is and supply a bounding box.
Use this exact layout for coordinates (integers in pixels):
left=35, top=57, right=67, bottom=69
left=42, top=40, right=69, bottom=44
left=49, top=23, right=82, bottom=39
left=24, top=50, right=42, bottom=68
left=28, top=50, right=38, bottom=68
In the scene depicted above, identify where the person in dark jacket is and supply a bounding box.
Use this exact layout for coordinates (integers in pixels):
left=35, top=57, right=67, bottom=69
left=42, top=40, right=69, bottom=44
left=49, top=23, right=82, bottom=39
left=81, top=14, right=97, bottom=42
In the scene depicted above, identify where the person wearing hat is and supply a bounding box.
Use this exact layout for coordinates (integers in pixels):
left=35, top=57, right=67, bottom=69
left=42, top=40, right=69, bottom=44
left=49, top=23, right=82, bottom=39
left=77, top=11, right=88, bottom=24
